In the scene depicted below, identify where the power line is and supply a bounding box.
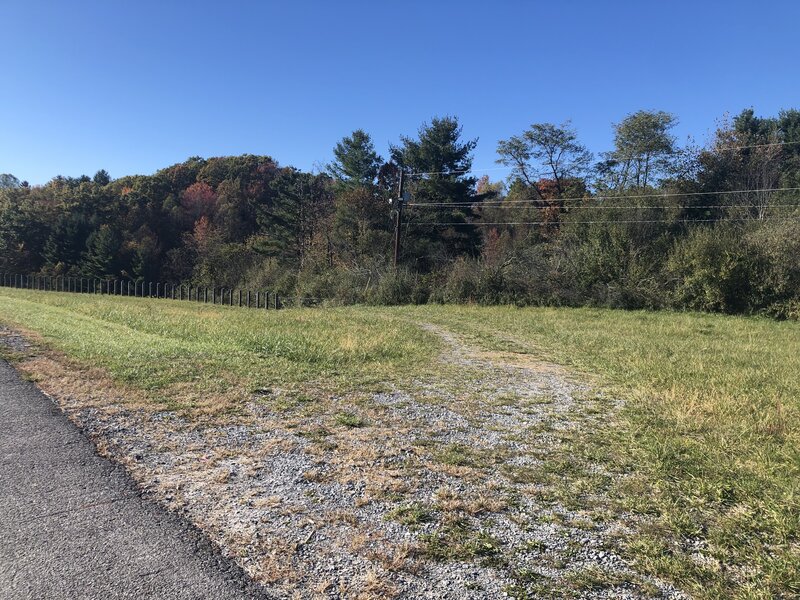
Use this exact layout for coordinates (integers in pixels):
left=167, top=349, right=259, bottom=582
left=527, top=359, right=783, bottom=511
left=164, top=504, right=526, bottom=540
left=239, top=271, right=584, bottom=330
left=410, top=203, right=800, bottom=211
left=405, top=186, right=800, bottom=207
left=406, top=216, right=800, bottom=227
left=406, top=139, right=800, bottom=177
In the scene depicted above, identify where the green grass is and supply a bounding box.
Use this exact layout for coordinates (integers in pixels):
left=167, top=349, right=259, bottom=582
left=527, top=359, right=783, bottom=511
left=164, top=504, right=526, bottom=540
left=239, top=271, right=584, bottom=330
left=333, top=411, right=367, bottom=428
left=0, top=289, right=798, bottom=596
left=404, top=305, right=800, bottom=598
left=0, top=289, right=439, bottom=411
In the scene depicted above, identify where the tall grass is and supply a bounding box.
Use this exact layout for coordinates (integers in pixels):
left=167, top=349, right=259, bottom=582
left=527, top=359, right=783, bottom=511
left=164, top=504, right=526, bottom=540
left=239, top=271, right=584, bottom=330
left=406, top=305, right=799, bottom=598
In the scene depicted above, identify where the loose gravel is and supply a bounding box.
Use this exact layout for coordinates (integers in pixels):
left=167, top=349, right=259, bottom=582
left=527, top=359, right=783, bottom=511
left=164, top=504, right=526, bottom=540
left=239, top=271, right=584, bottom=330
left=1, top=325, right=687, bottom=599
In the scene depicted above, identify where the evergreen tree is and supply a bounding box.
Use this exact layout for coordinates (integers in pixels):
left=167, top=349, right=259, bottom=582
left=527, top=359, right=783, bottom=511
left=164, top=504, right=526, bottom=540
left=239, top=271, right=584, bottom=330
left=327, top=130, right=382, bottom=185
left=391, top=116, right=479, bottom=268
left=83, top=225, right=123, bottom=278
left=256, top=169, right=333, bottom=268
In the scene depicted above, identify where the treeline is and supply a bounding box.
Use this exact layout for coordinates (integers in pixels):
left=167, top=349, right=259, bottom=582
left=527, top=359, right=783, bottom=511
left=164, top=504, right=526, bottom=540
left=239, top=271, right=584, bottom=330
left=1, top=109, right=799, bottom=318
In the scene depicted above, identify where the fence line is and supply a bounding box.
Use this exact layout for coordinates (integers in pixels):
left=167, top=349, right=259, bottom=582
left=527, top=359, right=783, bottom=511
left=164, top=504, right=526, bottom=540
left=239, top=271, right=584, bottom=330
left=0, top=273, right=291, bottom=310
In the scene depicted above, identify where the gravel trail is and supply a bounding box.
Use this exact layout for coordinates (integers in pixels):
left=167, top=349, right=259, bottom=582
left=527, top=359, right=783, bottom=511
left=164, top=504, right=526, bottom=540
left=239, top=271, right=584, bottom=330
left=0, top=324, right=686, bottom=599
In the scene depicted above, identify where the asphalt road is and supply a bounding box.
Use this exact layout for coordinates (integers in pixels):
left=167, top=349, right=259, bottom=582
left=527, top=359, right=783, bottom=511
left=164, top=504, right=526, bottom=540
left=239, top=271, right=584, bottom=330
left=0, top=359, right=271, bottom=600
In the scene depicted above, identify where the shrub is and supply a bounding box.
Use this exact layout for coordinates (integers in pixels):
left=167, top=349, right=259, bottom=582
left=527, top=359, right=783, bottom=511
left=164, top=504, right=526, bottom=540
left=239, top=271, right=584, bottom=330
left=666, top=223, right=765, bottom=314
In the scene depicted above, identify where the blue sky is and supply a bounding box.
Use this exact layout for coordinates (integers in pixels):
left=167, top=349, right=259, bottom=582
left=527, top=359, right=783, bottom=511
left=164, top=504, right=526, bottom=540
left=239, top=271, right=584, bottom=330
left=2, top=0, right=799, bottom=185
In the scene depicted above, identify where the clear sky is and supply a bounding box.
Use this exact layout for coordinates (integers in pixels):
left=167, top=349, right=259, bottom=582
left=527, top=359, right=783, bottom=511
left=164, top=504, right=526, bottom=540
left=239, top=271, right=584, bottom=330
left=2, top=0, right=799, bottom=185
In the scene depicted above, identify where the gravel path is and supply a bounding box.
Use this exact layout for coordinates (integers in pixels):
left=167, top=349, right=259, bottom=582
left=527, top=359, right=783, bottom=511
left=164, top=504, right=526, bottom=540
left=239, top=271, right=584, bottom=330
left=0, top=324, right=687, bottom=599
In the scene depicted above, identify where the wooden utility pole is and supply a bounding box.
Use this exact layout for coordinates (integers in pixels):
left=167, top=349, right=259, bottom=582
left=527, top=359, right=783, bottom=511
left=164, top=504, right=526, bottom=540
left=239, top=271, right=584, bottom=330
left=392, top=169, right=405, bottom=269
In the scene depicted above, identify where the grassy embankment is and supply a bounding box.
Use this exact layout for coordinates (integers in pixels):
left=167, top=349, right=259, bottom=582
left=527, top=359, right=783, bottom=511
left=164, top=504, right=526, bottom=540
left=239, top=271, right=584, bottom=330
left=0, top=288, right=797, bottom=598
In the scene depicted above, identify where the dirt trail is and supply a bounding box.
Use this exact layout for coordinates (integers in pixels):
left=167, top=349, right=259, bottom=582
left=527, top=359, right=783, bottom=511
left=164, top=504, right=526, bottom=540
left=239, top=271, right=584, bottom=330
left=0, top=324, right=685, bottom=599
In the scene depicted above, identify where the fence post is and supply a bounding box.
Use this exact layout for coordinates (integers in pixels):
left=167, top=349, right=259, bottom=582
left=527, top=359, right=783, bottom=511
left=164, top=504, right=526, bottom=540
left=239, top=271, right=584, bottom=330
left=275, top=294, right=279, bottom=310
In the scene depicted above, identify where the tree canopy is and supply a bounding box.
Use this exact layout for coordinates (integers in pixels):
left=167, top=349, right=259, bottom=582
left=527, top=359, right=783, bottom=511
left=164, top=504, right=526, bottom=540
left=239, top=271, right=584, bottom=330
left=1, top=107, right=798, bottom=316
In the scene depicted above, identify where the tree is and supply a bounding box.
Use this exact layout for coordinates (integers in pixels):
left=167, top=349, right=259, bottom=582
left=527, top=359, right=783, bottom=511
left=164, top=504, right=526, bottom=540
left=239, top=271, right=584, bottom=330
left=43, top=213, right=93, bottom=271
left=180, top=181, right=218, bottom=222
left=256, top=169, right=333, bottom=268
left=327, top=130, right=382, bottom=185
left=93, top=169, right=111, bottom=186
left=694, top=110, right=785, bottom=220
left=329, top=185, right=391, bottom=265
left=596, top=110, right=678, bottom=190
left=83, top=225, right=123, bottom=278
left=496, top=121, right=591, bottom=197
left=0, top=174, right=21, bottom=189
left=390, top=116, right=479, bottom=267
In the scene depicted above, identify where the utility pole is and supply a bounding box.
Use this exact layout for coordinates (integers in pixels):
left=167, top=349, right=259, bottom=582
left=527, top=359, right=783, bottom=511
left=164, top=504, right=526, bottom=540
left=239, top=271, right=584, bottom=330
left=392, top=169, right=405, bottom=269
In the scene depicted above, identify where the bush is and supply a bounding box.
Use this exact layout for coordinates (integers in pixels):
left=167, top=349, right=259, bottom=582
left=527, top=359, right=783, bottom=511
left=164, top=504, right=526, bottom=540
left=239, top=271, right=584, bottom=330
left=765, top=300, right=800, bottom=321
left=745, top=220, right=800, bottom=311
left=369, top=268, right=422, bottom=305
left=666, top=224, right=764, bottom=314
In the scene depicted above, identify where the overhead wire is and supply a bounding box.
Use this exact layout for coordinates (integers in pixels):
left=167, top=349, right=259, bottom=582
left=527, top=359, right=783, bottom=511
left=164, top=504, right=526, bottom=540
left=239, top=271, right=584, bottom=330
left=405, top=216, right=800, bottom=227
left=412, top=203, right=800, bottom=211
left=404, top=186, right=800, bottom=207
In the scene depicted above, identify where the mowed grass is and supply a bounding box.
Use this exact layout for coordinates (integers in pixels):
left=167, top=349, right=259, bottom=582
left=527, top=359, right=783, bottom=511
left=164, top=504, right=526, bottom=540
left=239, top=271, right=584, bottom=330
left=0, top=289, right=797, bottom=596
left=0, top=289, right=439, bottom=410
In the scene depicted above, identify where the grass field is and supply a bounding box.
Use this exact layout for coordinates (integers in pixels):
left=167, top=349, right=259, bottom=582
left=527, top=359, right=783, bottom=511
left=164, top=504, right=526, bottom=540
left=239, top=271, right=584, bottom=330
left=0, top=288, right=797, bottom=598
